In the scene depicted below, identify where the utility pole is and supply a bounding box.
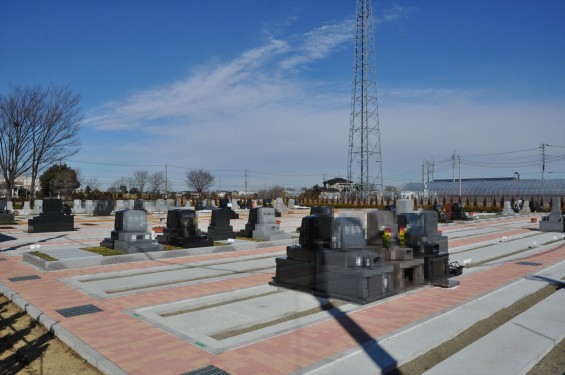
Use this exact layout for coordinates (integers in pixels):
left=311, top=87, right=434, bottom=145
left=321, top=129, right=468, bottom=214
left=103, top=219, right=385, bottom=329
left=165, top=163, right=168, bottom=197
left=244, top=169, right=248, bottom=197
left=347, top=0, right=384, bottom=199
left=452, top=150, right=456, bottom=182
left=540, top=143, right=549, bottom=180
left=458, top=154, right=462, bottom=198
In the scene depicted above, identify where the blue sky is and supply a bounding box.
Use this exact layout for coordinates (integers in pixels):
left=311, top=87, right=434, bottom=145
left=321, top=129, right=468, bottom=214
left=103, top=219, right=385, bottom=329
left=1, top=0, right=564, bottom=192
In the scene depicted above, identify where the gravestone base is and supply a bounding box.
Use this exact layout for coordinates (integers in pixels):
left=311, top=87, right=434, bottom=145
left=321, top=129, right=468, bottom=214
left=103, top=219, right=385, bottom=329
left=28, top=215, right=74, bottom=233
left=28, top=199, right=74, bottom=233
left=159, top=234, right=213, bottom=248
left=389, top=259, right=425, bottom=291
left=0, top=213, right=15, bottom=222
left=206, top=226, right=235, bottom=241
left=539, top=215, right=565, bottom=232
left=103, top=231, right=163, bottom=253
left=273, top=257, right=316, bottom=291
left=253, top=224, right=291, bottom=241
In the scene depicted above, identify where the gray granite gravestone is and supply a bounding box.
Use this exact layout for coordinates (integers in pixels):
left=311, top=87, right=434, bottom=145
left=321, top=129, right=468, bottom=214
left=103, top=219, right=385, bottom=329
left=32, top=200, right=43, bottom=214
left=85, top=200, right=95, bottom=215
left=252, top=207, right=291, bottom=241
left=100, top=209, right=163, bottom=253
left=539, top=197, right=564, bottom=232
left=501, top=201, right=515, bottom=216
left=28, top=199, right=74, bottom=232
left=274, top=198, right=288, bottom=214
left=396, top=199, right=415, bottom=214
left=73, top=199, right=85, bottom=214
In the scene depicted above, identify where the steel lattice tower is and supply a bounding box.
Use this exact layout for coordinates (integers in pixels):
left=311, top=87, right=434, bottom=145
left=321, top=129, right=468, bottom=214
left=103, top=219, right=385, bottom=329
left=347, top=0, right=383, bottom=198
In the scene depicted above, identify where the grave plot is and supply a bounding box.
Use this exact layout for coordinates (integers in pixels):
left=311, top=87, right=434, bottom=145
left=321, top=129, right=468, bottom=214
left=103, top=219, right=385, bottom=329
left=130, top=284, right=358, bottom=354
left=63, top=253, right=282, bottom=298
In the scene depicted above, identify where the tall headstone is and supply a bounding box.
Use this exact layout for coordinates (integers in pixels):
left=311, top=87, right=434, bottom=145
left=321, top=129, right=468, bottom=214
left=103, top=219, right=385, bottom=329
left=100, top=209, right=163, bottom=253
left=396, top=199, right=415, bottom=214
left=539, top=197, right=564, bottom=232
left=32, top=199, right=43, bottom=214
left=501, top=201, right=515, bottom=216
left=520, top=200, right=531, bottom=214
left=144, top=200, right=156, bottom=212
left=93, top=200, right=113, bottom=216
left=206, top=209, right=235, bottom=241
left=274, top=198, right=288, bottom=214
left=28, top=199, right=74, bottom=233
left=73, top=199, right=85, bottom=214
left=85, top=200, right=95, bottom=215
left=158, top=209, right=213, bottom=248
left=22, top=201, right=32, bottom=214
left=115, top=200, right=125, bottom=211
left=252, top=207, right=291, bottom=241
left=0, top=201, right=15, bottom=222
left=134, top=199, right=145, bottom=211
left=288, top=199, right=296, bottom=209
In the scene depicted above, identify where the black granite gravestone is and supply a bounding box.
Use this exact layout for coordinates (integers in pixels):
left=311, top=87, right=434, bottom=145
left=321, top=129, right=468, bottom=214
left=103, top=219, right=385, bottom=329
left=218, top=198, right=239, bottom=219
left=206, top=208, right=235, bottom=241
left=451, top=202, right=471, bottom=221
left=0, top=200, right=15, bottom=222
left=134, top=199, right=145, bottom=211
left=239, top=207, right=260, bottom=237
left=159, top=209, right=213, bottom=248
left=93, top=200, right=113, bottom=216
left=28, top=199, right=74, bottom=232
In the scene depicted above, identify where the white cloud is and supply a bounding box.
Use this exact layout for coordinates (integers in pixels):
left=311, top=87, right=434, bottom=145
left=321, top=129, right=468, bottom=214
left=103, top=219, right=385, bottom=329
left=79, top=14, right=565, bottom=190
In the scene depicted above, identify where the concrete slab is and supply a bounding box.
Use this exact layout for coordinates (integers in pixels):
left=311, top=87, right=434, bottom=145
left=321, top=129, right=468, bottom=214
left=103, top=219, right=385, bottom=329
left=64, top=252, right=283, bottom=298
left=425, top=290, right=565, bottom=375
left=301, top=259, right=565, bottom=375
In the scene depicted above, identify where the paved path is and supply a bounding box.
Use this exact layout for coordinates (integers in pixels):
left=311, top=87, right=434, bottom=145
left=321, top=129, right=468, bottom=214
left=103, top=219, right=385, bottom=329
left=1, top=214, right=564, bottom=374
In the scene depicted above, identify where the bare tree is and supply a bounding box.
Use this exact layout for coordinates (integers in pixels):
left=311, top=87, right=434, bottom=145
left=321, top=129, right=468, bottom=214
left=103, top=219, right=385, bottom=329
left=132, top=169, right=150, bottom=193
left=148, top=171, right=171, bottom=196
left=0, top=84, right=81, bottom=203
left=110, top=176, right=133, bottom=194
left=185, top=169, right=215, bottom=196
left=83, top=177, right=101, bottom=192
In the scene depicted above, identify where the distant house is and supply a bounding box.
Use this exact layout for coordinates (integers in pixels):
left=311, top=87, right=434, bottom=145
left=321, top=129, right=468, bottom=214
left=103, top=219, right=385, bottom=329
left=323, top=178, right=353, bottom=192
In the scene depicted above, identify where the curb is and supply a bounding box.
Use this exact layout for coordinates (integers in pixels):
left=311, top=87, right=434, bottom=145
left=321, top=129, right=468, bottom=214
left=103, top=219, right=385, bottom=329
left=0, top=282, right=128, bottom=375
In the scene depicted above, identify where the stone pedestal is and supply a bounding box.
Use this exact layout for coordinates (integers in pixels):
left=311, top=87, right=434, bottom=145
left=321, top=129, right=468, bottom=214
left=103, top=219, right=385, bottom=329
left=520, top=200, right=531, bottom=213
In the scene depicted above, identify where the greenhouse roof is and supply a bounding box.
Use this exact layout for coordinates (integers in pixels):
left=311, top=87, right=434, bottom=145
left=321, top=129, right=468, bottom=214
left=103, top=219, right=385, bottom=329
left=399, top=179, right=565, bottom=196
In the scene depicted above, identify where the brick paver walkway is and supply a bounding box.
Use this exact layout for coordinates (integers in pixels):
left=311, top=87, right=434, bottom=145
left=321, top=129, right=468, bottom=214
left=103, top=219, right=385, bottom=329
left=1, top=216, right=562, bottom=375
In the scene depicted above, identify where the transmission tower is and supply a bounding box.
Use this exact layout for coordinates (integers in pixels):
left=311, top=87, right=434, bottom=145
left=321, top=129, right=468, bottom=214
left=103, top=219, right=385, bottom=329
left=347, top=0, right=383, bottom=199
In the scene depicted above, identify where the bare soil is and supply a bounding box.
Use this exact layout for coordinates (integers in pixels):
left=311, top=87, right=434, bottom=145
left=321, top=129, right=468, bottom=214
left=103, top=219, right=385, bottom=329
left=0, top=295, right=101, bottom=375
